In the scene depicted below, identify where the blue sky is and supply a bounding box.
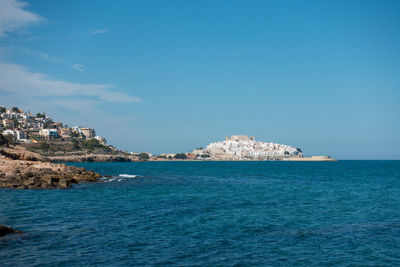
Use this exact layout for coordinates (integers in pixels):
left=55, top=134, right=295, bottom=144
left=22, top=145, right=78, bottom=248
left=0, top=0, right=399, bottom=159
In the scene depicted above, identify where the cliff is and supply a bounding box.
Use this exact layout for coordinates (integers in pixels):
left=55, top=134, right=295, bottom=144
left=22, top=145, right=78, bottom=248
left=21, top=140, right=137, bottom=162
left=47, top=153, right=137, bottom=162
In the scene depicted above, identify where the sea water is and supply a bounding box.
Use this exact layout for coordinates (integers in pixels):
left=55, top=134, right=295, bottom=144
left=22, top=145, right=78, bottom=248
left=1, top=161, right=400, bottom=266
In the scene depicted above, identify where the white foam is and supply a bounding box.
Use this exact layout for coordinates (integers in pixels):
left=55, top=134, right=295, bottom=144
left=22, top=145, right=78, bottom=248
left=102, top=178, right=116, bottom=183
left=119, top=174, right=138, bottom=178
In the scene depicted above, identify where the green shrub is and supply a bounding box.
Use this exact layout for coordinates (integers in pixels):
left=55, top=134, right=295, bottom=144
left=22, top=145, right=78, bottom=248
left=70, top=132, right=81, bottom=138
left=174, top=153, right=187, bottom=159
left=82, top=139, right=103, bottom=149
left=39, top=141, right=50, bottom=150
left=72, top=138, right=80, bottom=150
left=36, top=112, right=46, bottom=118
left=138, top=153, right=150, bottom=160
left=0, top=133, right=9, bottom=146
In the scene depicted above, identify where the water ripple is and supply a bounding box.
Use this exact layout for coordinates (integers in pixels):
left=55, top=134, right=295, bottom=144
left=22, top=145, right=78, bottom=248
left=1, top=161, right=400, bottom=266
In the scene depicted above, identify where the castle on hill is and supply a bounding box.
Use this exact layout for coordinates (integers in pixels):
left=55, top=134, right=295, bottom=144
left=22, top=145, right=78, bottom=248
left=225, top=135, right=255, bottom=141
left=193, top=135, right=302, bottom=161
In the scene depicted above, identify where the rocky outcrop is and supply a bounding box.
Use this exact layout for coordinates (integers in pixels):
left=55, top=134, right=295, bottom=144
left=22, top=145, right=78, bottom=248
left=0, top=225, right=22, bottom=237
left=204, top=135, right=302, bottom=161
left=0, top=146, right=101, bottom=189
left=47, top=153, right=136, bottom=162
left=0, top=146, right=47, bottom=161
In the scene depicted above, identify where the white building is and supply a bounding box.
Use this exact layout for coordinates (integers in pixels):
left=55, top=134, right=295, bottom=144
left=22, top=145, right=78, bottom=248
left=94, top=136, right=106, bottom=144
left=39, top=129, right=59, bottom=139
left=81, top=128, right=95, bottom=139
left=2, top=129, right=15, bottom=136
left=204, top=135, right=301, bottom=160
left=15, top=130, right=28, bottom=140
left=2, top=119, right=14, bottom=129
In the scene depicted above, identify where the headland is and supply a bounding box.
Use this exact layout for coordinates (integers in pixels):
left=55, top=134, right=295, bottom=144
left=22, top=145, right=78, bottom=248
left=0, top=145, right=101, bottom=189
left=1, top=104, right=336, bottom=191
left=185, top=135, right=336, bottom=161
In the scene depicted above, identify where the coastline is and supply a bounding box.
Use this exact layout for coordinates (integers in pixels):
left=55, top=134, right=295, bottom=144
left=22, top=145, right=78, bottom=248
left=47, top=153, right=136, bottom=162
left=0, top=143, right=336, bottom=190
left=283, top=156, right=337, bottom=161
left=132, top=158, right=338, bottom=162
left=0, top=146, right=102, bottom=189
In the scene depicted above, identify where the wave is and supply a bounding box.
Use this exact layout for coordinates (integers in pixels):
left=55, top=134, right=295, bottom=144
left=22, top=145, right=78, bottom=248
left=100, top=177, right=116, bottom=183
left=100, top=174, right=142, bottom=183
left=119, top=174, right=139, bottom=178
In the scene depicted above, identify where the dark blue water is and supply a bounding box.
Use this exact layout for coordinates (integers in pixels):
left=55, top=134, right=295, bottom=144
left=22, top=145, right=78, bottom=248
left=1, top=161, right=400, bottom=266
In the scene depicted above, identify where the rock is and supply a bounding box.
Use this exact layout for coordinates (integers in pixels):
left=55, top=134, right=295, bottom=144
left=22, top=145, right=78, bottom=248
left=0, top=146, right=102, bottom=189
left=0, top=225, right=22, bottom=237
left=58, top=179, right=69, bottom=189
left=46, top=153, right=136, bottom=162
left=0, top=146, right=47, bottom=161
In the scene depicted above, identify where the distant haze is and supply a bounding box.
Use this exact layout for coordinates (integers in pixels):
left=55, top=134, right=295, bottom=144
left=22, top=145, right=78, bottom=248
left=0, top=0, right=399, bottom=159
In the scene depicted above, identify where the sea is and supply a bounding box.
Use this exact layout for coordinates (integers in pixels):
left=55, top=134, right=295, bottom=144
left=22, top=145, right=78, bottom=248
left=1, top=161, right=400, bottom=266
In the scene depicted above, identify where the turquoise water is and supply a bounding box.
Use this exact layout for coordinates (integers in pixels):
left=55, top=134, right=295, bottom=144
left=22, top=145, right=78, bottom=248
left=1, top=161, right=400, bottom=266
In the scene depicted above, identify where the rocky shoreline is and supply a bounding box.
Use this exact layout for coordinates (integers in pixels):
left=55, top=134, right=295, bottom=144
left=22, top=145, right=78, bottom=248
left=47, top=153, right=136, bottom=162
left=0, top=146, right=101, bottom=189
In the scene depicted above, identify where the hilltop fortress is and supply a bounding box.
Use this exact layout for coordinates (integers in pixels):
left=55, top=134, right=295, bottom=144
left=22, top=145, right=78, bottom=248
left=194, top=135, right=303, bottom=161
left=1, top=104, right=334, bottom=162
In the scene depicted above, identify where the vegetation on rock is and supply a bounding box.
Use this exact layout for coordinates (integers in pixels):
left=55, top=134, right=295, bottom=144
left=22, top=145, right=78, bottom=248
left=0, top=134, right=14, bottom=147
left=174, top=153, right=187, bottom=159
left=138, top=153, right=150, bottom=160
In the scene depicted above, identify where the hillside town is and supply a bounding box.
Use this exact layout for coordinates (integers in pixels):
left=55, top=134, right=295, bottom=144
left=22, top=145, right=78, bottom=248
left=1, top=105, right=333, bottom=161
left=191, top=135, right=303, bottom=160
left=160, top=135, right=334, bottom=161
left=0, top=105, right=106, bottom=145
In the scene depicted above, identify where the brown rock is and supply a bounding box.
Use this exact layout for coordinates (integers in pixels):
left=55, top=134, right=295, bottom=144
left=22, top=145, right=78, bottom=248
left=0, top=146, right=102, bottom=189
left=58, top=179, right=69, bottom=189
left=0, top=225, right=22, bottom=237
